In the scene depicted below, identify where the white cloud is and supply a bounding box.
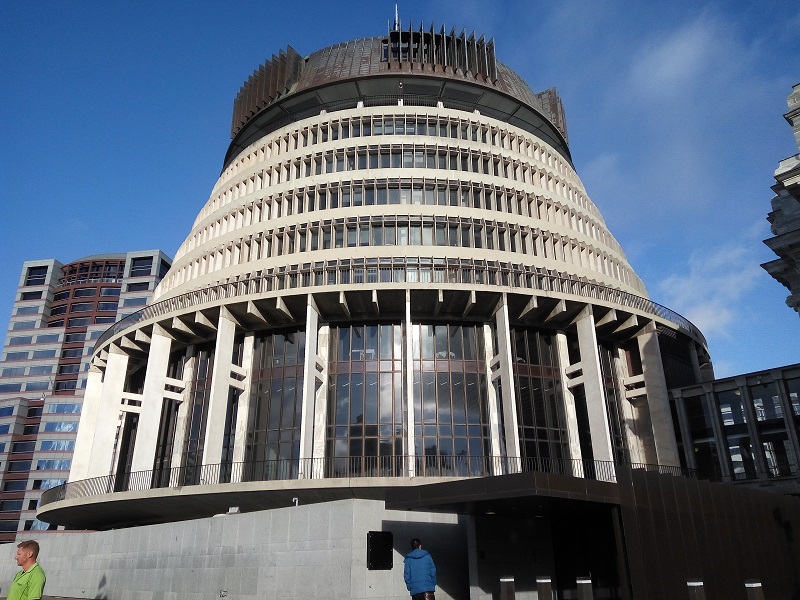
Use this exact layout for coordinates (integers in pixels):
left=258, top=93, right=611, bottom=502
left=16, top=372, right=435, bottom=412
left=657, top=243, right=764, bottom=338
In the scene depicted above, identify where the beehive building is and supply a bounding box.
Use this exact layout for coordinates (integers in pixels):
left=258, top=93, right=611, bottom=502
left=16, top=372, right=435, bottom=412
left=34, top=24, right=800, bottom=600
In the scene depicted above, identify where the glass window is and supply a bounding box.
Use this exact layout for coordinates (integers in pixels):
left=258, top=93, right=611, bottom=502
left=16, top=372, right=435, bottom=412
left=58, top=364, right=81, bottom=375
left=54, top=380, right=78, bottom=392
left=61, top=348, right=82, bottom=359
left=70, top=302, right=93, bottom=313
left=123, top=297, right=147, bottom=307
left=72, top=288, right=95, bottom=298
left=48, top=403, right=81, bottom=414
left=11, top=441, right=36, bottom=453
left=0, top=383, right=22, bottom=393
left=28, top=366, right=52, bottom=375
left=7, top=460, right=32, bottom=472
left=5, top=351, right=28, bottom=360
left=64, top=332, right=85, bottom=343
left=0, top=500, right=24, bottom=512
left=12, top=321, right=35, bottom=330
left=67, top=317, right=91, bottom=327
left=40, top=440, right=75, bottom=451
left=32, top=350, right=57, bottom=359
left=24, top=382, right=49, bottom=392
left=0, top=406, right=14, bottom=417
left=8, top=336, right=33, bottom=346
left=1, top=367, right=25, bottom=377
left=125, top=282, right=148, bottom=292
left=95, top=316, right=116, bottom=324
left=36, top=459, right=71, bottom=471
left=749, top=382, right=783, bottom=421
left=36, top=334, right=59, bottom=343
left=97, top=302, right=119, bottom=312
left=3, top=481, right=26, bottom=492
left=52, top=291, right=70, bottom=301
left=129, top=257, right=153, bottom=277
left=27, top=406, right=42, bottom=418
left=0, top=424, right=10, bottom=434
left=20, top=291, right=43, bottom=301
left=43, top=421, right=78, bottom=432
left=25, top=266, right=48, bottom=286
left=15, top=306, right=39, bottom=316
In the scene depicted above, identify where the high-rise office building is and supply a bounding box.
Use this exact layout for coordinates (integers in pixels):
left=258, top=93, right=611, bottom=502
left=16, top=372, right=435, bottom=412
left=33, top=25, right=799, bottom=600
left=0, top=251, right=170, bottom=541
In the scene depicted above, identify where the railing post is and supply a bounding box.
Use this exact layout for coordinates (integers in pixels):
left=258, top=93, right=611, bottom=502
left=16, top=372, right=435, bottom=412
left=687, top=581, right=706, bottom=600
left=576, top=577, right=593, bottom=600
left=536, top=577, right=553, bottom=600
left=744, top=580, right=765, bottom=600
left=499, top=577, right=515, bottom=600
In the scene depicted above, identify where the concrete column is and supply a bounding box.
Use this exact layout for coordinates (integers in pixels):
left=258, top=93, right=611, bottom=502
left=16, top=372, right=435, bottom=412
left=170, top=346, right=195, bottom=486
left=555, top=332, right=583, bottom=475
left=70, top=368, right=104, bottom=481
left=773, top=371, right=800, bottom=467
left=298, top=298, right=320, bottom=477
left=495, top=294, right=521, bottom=472
left=670, top=391, right=695, bottom=470
left=231, top=333, right=255, bottom=475
left=405, top=290, right=416, bottom=477
left=575, top=307, right=614, bottom=464
left=737, top=378, right=769, bottom=479
left=702, top=384, right=733, bottom=481
left=202, top=311, right=237, bottom=467
left=130, top=327, right=173, bottom=473
left=614, top=346, right=648, bottom=464
left=636, top=326, right=680, bottom=466
left=311, top=324, right=330, bottom=478
left=87, top=346, right=129, bottom=478
left=483, top=324, right=504, bottom=475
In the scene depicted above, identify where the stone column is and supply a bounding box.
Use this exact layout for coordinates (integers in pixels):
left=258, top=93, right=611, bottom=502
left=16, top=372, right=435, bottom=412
left=130, top=326, right=173, bottom=473
left=231, top=333, right=255, bottom=480
left=87, top=345, right=129, bottom=478
left=170, top=346, right=195, bottom=486
left=311, top=324, right=330, bottom=478
left=70, top=368, right=104, bottom=481
left=575, top=307, right=614, bottom=464
left=555, top=332, right=583, bottom=473
left=495, top=294, right=521, bottom=472
left=637, top=326, right=680, bottom=466
left=483, top=324, right=504, bottom=475
left=405, top=290, right=417, bottom=477
left=298, top=297, right=320, bottom=477
left=202, top=310, right=237, bottom=468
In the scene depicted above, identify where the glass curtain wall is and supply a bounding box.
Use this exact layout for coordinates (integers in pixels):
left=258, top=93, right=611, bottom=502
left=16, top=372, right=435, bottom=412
left=510, top=328, right=568, bottom=470
left=326, top=324, right=404, bottom=477
left=749, top=382, right=797, bottom=477
left=151, top=349, right=188, bottom=487
left=410, top=323, right=490, bottom=476
left=244, top=330, right=305, bottom=481
left=599, top=344, right=630, bottom=464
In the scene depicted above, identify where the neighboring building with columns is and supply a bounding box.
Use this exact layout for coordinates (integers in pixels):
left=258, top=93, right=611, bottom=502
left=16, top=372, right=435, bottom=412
left=669, top=362, right=800, bottom=495
left=0, top=251, right=170, bottom=541
left=34, top=23, right=800, bottom=600
left=763, top=83, right=800, bottom=315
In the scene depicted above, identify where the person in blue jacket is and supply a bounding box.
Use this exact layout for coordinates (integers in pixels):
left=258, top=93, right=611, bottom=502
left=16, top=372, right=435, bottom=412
left=403, top=538, right=437, bottom=599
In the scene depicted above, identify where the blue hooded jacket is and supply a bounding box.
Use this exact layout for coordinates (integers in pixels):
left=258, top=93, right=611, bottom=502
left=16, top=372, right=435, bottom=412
left=404, top=548, right=437, bottom=595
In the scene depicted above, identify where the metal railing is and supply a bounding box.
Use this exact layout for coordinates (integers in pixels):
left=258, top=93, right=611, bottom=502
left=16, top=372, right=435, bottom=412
left=94, top=258, right=706, bottom=351
left=40, top=455, right=699, bottom=507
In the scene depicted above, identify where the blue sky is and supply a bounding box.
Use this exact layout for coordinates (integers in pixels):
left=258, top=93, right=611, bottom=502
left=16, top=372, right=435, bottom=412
left=1, top=0, right=798, bottom=377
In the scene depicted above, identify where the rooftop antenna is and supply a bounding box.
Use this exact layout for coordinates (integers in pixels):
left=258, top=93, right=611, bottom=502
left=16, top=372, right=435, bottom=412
left=394, top=4, right=400, bottom=31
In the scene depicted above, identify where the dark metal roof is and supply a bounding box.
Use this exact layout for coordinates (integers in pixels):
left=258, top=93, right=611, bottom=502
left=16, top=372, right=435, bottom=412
left=225, top=30, right=570, bottom=170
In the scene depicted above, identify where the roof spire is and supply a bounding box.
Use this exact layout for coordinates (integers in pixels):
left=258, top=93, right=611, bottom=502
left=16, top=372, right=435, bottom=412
left=394, top=4, right=400, bottom=31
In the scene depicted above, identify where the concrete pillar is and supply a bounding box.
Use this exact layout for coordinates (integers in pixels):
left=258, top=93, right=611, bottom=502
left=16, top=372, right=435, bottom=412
left=576, top=577, right=594, bottom=600
left=298, top=298, right=320, bottom=477
left=170, top=346, right=195, bottom=486
left=130, top=327, right=173, bottom=473
left=555, top=332, right=583, bottom=468
left=311, top=324, right=330, bottom=478
left=745, top=580, right=765, bottom=600
left=87, top=346, right=129, bottom=478
left=670, top=391, right=695, bottom=471
left=405, top=290, right=416, bottom=477
left=772, top=371, right=800, bottom=468
left=636, top=326, right=680, bottom=466
left=231, top=333, right=255, bottom=477
left=687, top=581, right=706, bottom=600
left=536, top=577, right=554, bottom=600
left=202, top=311, right=237, bottom=467
left=575, top=307, right=614, bottom=464
left=70, top=368, right=104, bottom=481
left=484, top=324, right=504, bottom=475
left=495, top=294, right=521, bottom=472
left=737, top=378, right=770, bottom=479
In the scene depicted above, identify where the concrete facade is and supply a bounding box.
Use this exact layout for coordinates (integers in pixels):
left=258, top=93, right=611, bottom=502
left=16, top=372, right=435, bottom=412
left=3, top=500, right=468, bottom=600
left=763, top=82, right=800, bottom=314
